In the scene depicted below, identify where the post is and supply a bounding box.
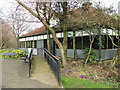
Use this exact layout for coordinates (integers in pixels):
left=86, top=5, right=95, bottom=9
left=17, top=36, right=19, bottom=49
left=29, top=41, right=30, bottom=48
left=22, top=41, right=23, bottom=48
left=57, top=61, right=61, bottom=86
left=73, top=31, right=76, bottom=59
left=37, top=36, right=38, bottom=48
left=99, top=28, right=102, bottom=61
left=29, top=39, right=31, bottom=48
left=112, top=30, right=114, bottom=49
left=106, top=29, right=108, bottom=49
left=33, top=36, right=34, bottom=48
left=81, top=30, right=83, bottom=49
left=118, top=2, right=120, bottom=62
left=25, top=38, right=26, bottom=48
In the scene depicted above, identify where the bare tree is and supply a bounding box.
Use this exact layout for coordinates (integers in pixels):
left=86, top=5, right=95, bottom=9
left=0, top=19, right=14, bottom=49
left=68, top=1, right=119, bottom=65
left=5, top=5, right=32, bottom=48
left=15, top=0, right=70, bottom=65
left=8, top=5, right=30, bottom=37
left=36, top=2, right=53, bottom=52
left=84, top=29, right=97, bottom=65
left=15, top=0, right=93, bottom=65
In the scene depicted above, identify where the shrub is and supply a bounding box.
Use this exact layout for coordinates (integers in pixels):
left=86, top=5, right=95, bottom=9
left=84, top=48, right=96, bottom=64
left=12, top=49, right=26, bottom=57
left=2, top=49, right=26, bottom=58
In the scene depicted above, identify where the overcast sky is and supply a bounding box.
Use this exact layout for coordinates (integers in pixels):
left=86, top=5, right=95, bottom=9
left=0, top=0, right=120, bottom=13
left=0, top=0, right=119, bottom=34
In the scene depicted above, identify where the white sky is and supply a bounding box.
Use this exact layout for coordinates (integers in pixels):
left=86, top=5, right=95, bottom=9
left=0, top=0, right=119, bottom=14
left=0, top=0, right=120, bottom=34
left=92, top=0, right=120, bottom=11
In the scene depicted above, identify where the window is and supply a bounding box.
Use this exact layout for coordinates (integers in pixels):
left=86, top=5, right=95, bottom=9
left=20, top=42, right=24, bottom=48
left=33, top=40, right=37, bottom=48
left=26, top=41, right=30, bottom=48
left=19, top=42, right=22, bottom=48
left=44, top=39, right=47, bottom=49
left=68, top=37, right=73, bottom=49
left=75, top=37, right=82, bottom=49
left=83, top=36, right=90, bottom=49
left=75, top=36, right=90, bottom=49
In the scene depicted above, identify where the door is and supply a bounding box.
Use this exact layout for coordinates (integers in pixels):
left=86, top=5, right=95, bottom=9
left=37, top=40, right=44, bottom=56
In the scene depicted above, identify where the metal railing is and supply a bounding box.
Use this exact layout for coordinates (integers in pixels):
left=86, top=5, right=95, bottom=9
left=28, top=48, right=33, bottom=77
left=44, top=48, right=61, bottom=86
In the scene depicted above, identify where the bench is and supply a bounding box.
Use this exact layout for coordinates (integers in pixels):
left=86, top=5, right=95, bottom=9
left=3, top=53, right=16, bottom=57
left=20, top=49, right=33, bottom=62
left=20, top=49, right=33, bottom=77
left=20, top=54, right=28, bottom=62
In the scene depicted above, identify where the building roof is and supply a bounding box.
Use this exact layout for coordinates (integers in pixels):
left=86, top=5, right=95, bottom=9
left=20, top=3, right=119, bottom=38
left=20, top=26, right=46, bottom=37
left=68, top=4, right=119, bottom=29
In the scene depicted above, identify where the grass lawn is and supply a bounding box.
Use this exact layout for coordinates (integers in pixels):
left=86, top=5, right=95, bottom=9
left=61, top=75, right=112, bottom=88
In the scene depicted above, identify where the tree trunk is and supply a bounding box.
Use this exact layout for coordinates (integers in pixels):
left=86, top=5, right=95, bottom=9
left=16, top=34, right=20, bottom=49
left=46, top=21, right=51, bottom=52
left=112, top=30, right=114, bottom=49
left=63, top=27, right=67, bottom=65
left=60, top=47, right=67, bottom=65
left=62, top=2, right=68, bottom=65
left=47, top=29, right=51, bottom=52
left=63, top=44, right=67, bottom=65
left=111, top=48, right=120, bottom=67
left=118, top=17, right=120, bottom=47
left=85, top=36, right=95, bottom=66
left=16, top=0, right=67, bottom=65
left=99, top=28, right=102, bottom=61
left=0, top=43, right=4, bottom=49
left=106, top=29, right=108, bottom=49
left=85, top=43, right=92, bottom=66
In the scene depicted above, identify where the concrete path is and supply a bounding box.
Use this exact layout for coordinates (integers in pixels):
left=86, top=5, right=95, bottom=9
left=31, top=56, right=59, bottom=87
left=2, top=59, right=55, bottom=88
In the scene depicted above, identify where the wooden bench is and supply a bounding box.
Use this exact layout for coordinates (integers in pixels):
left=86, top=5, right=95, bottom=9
left=3, top=53, right=16, bottom=57
left=20, top=49, right=33, bottom=63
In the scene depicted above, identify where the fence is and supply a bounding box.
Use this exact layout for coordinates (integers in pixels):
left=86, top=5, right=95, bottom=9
left=44, top=48, right=61, bottom=86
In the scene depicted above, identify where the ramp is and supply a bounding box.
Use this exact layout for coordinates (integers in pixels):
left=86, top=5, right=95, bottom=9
left=31, top=55, right=59, bottom=87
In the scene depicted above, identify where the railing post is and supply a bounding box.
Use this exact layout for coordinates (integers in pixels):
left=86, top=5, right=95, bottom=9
left=57, top=61, right=61, bottom=86
left=28, top=48, right=33, bottom=77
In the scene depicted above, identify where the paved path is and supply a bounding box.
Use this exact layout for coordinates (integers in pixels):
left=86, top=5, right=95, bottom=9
left=31, top=56, right=59, bottom=87
left=2, top=59, right=55, bottom=88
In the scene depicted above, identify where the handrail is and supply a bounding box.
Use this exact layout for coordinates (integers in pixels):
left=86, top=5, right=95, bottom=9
left=44, top=48, right=61, bottom=86
left=44, top=49, right=60, bottom=63
left=28, top=48, right=33, bottom=77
